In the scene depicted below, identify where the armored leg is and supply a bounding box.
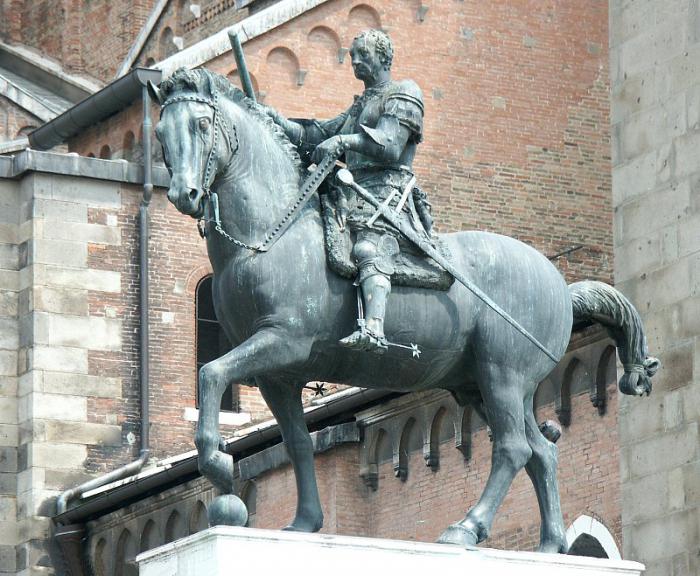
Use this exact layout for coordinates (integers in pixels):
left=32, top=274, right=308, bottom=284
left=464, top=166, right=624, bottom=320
left=340, top=233, right=398, bottom=353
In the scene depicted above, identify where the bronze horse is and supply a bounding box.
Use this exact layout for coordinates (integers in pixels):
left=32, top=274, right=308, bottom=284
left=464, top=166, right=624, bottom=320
left=151, top=68, right=657, bottom=552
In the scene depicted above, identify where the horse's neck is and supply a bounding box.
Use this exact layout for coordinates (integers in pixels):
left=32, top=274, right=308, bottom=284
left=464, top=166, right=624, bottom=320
left=213, top=101, right=300, bottom=248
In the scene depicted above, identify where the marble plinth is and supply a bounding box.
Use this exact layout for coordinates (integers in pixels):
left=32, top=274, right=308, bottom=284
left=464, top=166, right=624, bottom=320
left=136, top=526, right=644, bottom=576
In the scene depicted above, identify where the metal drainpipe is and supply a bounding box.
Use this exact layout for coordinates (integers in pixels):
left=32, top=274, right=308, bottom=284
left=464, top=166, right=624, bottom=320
left=55, top=85, right=153, bottom=518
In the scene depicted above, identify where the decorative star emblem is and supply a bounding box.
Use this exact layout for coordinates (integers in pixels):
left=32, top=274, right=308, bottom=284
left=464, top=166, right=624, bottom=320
left=305, top=382, right=327, bottom=396
left=411, top=343, right=421, bottom=359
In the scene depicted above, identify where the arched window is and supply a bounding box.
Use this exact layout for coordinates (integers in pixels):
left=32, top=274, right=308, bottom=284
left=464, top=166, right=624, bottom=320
left=196, top=276, right=238, bottom=411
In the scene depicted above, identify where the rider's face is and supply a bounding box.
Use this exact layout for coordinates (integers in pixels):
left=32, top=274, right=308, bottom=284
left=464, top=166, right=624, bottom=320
left=350, top=37, right=382, bottom=83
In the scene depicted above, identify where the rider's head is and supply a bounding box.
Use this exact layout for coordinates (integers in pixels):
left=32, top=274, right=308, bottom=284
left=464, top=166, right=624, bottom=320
left=350, top=29, right=393, bottom=83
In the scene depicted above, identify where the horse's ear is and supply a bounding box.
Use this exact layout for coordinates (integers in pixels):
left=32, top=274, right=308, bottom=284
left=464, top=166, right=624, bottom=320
left=147, top=80, right=163, bottom=105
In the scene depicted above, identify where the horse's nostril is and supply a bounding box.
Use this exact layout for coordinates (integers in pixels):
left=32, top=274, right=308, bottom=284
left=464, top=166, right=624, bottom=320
left=189, top=189, right=198, bottom=201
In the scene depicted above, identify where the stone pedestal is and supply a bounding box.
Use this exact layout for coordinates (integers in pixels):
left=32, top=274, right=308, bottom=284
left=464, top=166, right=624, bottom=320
left=136, top=526, right=644, bottom=576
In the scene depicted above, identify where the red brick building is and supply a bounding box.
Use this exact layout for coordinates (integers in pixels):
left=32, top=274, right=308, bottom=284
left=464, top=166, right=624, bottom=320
left=0, top=1, right=630, bottom=574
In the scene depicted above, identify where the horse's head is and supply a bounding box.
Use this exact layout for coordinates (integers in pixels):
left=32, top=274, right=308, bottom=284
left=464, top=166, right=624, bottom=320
left=150, top=68, right=238, bottom=219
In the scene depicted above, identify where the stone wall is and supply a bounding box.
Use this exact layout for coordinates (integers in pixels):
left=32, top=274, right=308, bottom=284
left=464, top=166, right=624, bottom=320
left=610, top=1, right=700, bottom=575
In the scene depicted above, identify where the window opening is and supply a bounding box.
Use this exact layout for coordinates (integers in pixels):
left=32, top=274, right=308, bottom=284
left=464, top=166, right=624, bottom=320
left=196, top=276, right=237, bottom=411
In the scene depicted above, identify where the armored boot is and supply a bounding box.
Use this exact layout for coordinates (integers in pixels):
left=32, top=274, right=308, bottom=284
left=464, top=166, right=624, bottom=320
left=340, top=233, right=398, bottom=353
left=341, top=273, right=391, bottom=353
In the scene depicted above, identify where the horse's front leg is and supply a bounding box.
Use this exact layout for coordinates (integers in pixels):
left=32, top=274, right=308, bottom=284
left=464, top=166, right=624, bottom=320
left=196, top=330, right=308, bottom=493
left=258, top=378, right=323, bottom=533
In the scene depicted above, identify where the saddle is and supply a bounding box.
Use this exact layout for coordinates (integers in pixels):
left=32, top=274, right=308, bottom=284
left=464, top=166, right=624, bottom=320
left=319, top=194, right=455, bottom=290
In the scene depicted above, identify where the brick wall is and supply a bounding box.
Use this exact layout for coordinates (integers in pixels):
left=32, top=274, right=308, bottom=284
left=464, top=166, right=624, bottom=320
left=2, top=0, right=158, bottom=81
left=248, top=387, right=621, bottom=552
left=0, top=95, right=41, bottom=142
left=73, top=0, right=612, bottom=282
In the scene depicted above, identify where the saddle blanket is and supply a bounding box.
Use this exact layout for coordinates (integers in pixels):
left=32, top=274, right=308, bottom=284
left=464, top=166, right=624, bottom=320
left=320, top=194, right=455, bottom=290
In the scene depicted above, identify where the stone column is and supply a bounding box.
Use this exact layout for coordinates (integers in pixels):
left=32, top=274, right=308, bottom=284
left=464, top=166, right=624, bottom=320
left=0, top=178, right=20, bottom=575
left=13, top=172, right=124, bottom=574
left=611, top=1, right=700, bottom=574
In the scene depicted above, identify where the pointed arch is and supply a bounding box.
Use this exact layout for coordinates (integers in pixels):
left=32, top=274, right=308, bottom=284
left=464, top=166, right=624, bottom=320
left=454, top=405, right=472, bottom=461
left=165, top=509, right=186, bottom=543
left=139, top=519, right=159, bottom=552
left=593, top=345, right=616, bottom=415
left=566, top=515, right=621, bottom=560
left=393, top=416, right=417, bottom=480
left=93, top=537, right=108, bottom=576
left=189, top=500, right=208, bottom=534
left=558, top=357, right=580, bottom=427
left=423, top=405, right=447, bottom=470
left=114, top=529, right=136, bottom=576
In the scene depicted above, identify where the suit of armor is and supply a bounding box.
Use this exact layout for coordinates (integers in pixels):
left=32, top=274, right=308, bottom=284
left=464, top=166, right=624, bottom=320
left=267, top=30, right=433, bottom=352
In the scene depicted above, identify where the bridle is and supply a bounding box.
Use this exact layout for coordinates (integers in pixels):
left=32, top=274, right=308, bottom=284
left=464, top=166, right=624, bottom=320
left=161, top=87, right=342, bottom=253
left=161, top=89, right=271, bottom=250
left=161, top=88, right=238, bottom=197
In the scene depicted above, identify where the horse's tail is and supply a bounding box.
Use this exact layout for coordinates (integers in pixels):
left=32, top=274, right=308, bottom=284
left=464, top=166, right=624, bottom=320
left=569, top=281, right=659, bottom=396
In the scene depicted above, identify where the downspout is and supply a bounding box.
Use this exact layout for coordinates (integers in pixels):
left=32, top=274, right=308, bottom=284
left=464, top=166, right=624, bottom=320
left=55, top=86, right=153, bottom=518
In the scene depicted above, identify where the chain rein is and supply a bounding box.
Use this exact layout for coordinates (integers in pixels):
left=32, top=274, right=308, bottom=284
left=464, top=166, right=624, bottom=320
left=161, top=90, right=338, bottom=253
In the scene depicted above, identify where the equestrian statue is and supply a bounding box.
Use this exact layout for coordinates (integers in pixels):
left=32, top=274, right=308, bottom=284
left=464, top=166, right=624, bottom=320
left=148, top=28, right=658, bottom=553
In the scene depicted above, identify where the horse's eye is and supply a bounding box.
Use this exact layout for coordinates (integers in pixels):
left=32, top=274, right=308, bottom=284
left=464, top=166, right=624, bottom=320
left=199, top=118, right=211, bottom=131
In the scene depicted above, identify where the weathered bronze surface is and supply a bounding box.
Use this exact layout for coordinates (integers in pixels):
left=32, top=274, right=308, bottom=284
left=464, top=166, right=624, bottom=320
left=150, top=30, right=657, bottom=552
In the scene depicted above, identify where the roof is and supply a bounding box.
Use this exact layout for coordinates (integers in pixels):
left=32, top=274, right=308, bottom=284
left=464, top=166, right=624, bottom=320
left=28, top=67, right=162, bottom=151
left=0, top=41, right=99, bottom=127
left=53, top=386, right=393, bottom=525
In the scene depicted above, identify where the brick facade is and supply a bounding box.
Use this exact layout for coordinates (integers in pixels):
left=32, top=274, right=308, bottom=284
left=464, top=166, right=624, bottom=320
left=0, top=95, right=41, bottom=142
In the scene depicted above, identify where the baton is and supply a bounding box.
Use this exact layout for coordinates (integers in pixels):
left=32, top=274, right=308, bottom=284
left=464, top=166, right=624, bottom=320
left=228, top=30, right=256, bottom=103
left=336, top=168, right=558, bottom=363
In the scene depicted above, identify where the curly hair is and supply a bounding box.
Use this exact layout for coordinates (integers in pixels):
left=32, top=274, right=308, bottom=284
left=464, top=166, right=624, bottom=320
left=353, top=29, right=393, bottom=69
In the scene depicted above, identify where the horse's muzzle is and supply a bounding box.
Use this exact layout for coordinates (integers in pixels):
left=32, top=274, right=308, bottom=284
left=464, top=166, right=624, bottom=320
left=167, top=186, right=205, bottom=218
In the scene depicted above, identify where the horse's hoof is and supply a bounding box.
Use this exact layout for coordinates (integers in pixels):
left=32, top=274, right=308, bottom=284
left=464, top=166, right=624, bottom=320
left=282, top=515, right=323, bottom=533
left=198, top=450, right=235, bottom=494
left=537, top=540, right=568, bottom=554
left=436, top=525, right=479, bottom=549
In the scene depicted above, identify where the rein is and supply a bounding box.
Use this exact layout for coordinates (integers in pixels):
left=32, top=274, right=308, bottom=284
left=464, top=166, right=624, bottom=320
left=162, top=89, right=341, bottom=253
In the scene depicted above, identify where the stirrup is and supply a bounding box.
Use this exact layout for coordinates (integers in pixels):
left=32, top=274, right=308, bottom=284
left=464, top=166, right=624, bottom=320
left=339, top=321, right=388, bottom=354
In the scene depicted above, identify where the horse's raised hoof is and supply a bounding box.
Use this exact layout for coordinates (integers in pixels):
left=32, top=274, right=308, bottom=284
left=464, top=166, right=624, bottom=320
left=436, top=524, right=479, bottom=549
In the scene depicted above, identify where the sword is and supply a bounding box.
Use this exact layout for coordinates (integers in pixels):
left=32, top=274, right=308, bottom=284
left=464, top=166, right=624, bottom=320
left=336, top=168, right=558, bottom=363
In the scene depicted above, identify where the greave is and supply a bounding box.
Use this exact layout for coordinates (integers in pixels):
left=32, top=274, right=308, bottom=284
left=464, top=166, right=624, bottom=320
left=360, top=272, right=391, bottom=337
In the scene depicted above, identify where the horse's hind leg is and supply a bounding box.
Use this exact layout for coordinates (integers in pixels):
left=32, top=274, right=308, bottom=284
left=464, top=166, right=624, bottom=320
left=523, top=396, right=567, bottom=553
left=438, top=365, right=532, bottom=547
left=258, top=378, right=323, bottom=533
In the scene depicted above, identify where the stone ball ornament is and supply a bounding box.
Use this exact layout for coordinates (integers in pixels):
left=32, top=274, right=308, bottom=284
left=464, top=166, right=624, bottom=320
left=208, top=494, right=248, bottom=527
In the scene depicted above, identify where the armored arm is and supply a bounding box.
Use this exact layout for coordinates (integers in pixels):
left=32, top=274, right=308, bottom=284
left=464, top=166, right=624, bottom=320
left=312, top=80, right=424, bottom=164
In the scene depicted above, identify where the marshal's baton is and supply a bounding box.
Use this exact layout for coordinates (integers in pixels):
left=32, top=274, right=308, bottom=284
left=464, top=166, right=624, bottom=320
left=228, top=30, right=256, bottom=103
left=336, top=168, right=558, bottom=363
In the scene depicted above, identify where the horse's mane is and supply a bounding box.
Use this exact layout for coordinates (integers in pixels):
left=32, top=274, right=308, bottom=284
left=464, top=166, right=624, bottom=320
left=161, top=67, right=302, bottom=175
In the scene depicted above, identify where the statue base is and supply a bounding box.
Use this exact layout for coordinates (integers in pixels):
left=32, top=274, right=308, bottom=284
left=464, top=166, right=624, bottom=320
left=136, top=526, right=644, bottom=576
